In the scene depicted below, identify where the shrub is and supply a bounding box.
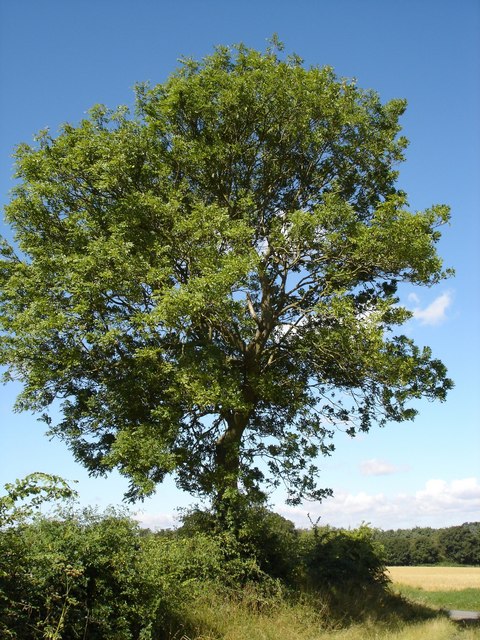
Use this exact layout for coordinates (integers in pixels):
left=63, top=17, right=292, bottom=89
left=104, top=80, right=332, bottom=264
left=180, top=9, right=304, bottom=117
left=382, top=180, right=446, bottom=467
left=0, top=504, right=283, bottom=639
left=179, top=504, right=300, bottom=584
left=300, top=524, right=388, bottom=591
left=0, top=508, right=148, bottom=639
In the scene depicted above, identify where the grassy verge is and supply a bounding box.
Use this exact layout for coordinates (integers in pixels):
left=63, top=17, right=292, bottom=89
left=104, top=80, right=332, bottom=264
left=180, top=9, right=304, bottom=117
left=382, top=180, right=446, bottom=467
left=393, top=585, right=480, bottom=611
left=329, top=619, right=480, bottom=639
left=165, top=589, right=480, bottom=640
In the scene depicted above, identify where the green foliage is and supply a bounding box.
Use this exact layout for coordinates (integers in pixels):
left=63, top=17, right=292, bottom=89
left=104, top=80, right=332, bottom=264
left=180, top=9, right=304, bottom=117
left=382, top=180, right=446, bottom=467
left=0, top=472, right=77, bottom=527
left=0, top=509, right=149, bottom=639
left=1, top=491, right=447, bottom=639
left=179, top=505, right=301, bottom=583
left=0, top=486, right=282, bottom=639
left=438, top=523, right=480, bottom=566
left=375, top=523, right=480, bottom=566
left=300, top=524, right=389, bottom=591
left=236, top=508, right=301, bottom=583
left=0, top=42, right=453, bottom=508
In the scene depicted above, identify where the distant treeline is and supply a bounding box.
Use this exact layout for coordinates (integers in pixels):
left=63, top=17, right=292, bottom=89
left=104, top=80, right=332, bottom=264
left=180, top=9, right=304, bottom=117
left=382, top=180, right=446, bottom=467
left=373, top=522, right=480, bottom=566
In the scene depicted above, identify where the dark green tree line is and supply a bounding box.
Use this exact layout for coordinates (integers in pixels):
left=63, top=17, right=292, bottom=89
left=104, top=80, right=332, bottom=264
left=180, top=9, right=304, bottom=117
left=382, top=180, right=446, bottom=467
left=375, top=523, right=480, bottom=565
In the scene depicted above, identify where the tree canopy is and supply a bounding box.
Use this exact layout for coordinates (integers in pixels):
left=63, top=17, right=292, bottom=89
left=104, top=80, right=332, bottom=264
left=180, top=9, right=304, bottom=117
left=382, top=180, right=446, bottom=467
left=0, top=43, right=453, bottom=508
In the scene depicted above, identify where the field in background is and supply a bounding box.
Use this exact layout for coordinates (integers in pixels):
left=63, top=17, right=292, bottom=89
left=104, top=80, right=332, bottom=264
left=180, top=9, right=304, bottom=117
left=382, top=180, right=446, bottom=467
left=387, top=566, right=480, bottom=591
left=388, top=566, right=480, bottom=613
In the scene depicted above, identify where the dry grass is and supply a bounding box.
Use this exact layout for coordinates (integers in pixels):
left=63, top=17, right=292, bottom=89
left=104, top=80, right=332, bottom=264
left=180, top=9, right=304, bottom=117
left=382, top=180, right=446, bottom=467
left=387, top=566, right=480, bottom=591
left=331, top=619, right=480, bottom=639
left=182, top=610, right=480, bottom=640
left=179, top=592, right=329, bottom=640
left=178, top=589, right=480, bottom=640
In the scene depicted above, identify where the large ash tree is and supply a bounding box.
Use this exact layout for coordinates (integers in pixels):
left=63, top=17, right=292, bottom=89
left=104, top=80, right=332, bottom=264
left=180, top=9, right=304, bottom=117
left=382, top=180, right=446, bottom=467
left=0, top=43, right=452, bottom=510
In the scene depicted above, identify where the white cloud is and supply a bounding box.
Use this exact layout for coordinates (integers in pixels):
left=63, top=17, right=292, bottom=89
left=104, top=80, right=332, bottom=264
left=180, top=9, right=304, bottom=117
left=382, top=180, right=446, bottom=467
left=130, top=477, right=480, bottom=532
left=133, top=511, right=178, bottom=530
left=360, top=458, right=403, bottom=476
left=412, top=291, right=453, bottom=326
left=415, top=477, right=480, bottom=510
left=276, top=477, right=480, bottom=530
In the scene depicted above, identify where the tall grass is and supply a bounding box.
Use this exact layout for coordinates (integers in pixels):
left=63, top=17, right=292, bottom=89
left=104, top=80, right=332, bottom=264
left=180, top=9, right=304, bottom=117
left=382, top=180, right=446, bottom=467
left=331, top=619, right=480, bottom=639
left=162, top=588, right=480, bottom=640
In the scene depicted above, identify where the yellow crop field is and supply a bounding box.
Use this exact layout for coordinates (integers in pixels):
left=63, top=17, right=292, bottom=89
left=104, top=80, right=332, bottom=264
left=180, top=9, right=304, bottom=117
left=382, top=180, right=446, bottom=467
left=387, top=566, right=480, bottom=591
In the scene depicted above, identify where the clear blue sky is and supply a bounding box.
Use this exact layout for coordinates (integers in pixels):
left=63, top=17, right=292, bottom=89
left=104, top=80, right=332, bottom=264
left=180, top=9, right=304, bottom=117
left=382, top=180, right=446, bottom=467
left=1, top=0, right=479, bottom=530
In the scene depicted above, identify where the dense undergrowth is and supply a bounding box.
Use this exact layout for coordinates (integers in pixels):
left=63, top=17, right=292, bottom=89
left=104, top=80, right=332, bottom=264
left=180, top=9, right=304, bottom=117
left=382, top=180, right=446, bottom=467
left=0, top=476, right=476, bottom=639
left=0, top=503, right=440, bottom=640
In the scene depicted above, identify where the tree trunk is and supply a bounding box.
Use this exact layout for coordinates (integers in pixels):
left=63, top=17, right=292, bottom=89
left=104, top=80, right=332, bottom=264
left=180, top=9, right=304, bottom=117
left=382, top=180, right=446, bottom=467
left=213, top=410, right=250, bottom=520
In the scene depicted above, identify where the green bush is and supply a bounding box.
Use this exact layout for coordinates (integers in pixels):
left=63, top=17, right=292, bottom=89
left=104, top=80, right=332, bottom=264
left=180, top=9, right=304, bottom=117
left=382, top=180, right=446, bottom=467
left=179, top=505, right=300, bottom=584
left=237, top=508, right=301, bottom=584
left=0, top=508, right=149, bottom=639
left=300, top=524, right=388, bottom=591
left=0, top=505, right=283, bottom=639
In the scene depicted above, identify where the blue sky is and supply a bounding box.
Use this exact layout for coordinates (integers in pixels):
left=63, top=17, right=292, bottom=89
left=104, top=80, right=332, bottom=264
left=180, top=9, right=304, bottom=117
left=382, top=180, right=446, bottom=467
left=0, top=0, right=479, bottom=530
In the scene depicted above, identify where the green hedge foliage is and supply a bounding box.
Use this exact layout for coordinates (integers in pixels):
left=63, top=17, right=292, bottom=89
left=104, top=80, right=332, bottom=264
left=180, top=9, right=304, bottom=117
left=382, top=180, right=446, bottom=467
left=5, top=476, right=472, bottom=638
left=0, top=506, right=393, bottom=638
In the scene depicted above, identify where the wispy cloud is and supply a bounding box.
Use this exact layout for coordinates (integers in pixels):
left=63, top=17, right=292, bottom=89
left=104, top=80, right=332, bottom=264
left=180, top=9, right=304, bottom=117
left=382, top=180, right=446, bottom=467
left=412, top=291, right=453, bottom=326
left=360, top=459, right=404, bottom=476
left=277, top=477, right=480, bottom=530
